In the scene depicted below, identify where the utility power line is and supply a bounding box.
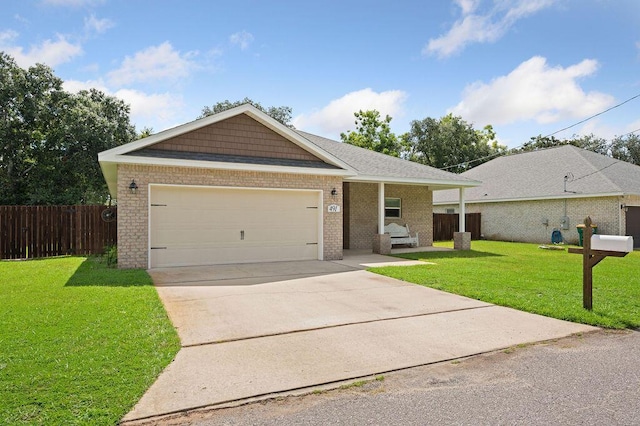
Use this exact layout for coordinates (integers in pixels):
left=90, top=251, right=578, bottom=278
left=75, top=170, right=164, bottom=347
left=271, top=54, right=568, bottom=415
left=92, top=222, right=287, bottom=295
left=439, top=92, right=640, bottom=171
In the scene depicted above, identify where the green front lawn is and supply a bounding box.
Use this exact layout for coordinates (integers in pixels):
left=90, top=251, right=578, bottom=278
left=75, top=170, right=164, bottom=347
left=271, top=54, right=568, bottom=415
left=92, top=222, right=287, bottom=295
left=373, top=241, right=640, bottom=329
left=0, top=257, right=180, bottom=425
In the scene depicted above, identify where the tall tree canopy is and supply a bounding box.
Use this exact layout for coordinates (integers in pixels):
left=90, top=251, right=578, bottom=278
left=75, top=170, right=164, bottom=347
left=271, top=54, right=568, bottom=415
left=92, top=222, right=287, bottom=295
left=340, top=110, right=404, bottom=157
left=0, top=52, right=136, bottom=205
left=611, top=133, right=640, bottom=165
left=512, top=133, right=609, bottom=155
left=200, top=97, right=294, bottom=128
left=404, top=114, right=506, bottom=173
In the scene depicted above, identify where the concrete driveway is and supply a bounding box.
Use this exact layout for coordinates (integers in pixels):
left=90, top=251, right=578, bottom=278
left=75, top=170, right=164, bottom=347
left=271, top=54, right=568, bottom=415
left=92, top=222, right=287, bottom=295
left=123, top=254, right=596, bottom=423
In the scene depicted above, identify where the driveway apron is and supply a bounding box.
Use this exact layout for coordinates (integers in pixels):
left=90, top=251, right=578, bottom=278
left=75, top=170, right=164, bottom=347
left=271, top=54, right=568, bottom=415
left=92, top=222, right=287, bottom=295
left=123, top=257, right=597, bottom=422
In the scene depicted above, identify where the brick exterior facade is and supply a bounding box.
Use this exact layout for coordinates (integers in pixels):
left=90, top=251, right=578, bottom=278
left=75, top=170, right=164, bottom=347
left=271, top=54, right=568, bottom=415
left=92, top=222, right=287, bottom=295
left=117, top=164, right=342, bottom=268
left=434, top=196, right=626, bottom=244
left=344, top=182, right=433, bottom=250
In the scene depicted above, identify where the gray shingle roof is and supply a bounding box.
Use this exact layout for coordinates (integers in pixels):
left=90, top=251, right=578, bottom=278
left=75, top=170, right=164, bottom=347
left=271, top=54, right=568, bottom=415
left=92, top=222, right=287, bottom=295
left=433, top=145, right=640, bottom=203
left=296, top=130, right=478, bottom=187
left=129, top=148, right=341, bottom=169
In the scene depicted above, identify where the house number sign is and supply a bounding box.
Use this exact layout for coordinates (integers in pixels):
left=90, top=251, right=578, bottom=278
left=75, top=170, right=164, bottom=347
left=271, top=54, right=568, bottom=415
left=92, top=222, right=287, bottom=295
left=327, top=204, right=340, bottom=213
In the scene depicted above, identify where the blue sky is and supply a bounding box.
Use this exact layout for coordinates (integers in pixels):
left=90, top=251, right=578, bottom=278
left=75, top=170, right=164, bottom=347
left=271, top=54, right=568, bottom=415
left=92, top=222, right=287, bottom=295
left=1, top=0, right=639, bottom=148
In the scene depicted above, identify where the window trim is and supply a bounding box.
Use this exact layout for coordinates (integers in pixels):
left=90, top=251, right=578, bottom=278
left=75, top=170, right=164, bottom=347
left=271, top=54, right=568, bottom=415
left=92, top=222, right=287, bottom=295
left=385, top=197, right=402, bottom=219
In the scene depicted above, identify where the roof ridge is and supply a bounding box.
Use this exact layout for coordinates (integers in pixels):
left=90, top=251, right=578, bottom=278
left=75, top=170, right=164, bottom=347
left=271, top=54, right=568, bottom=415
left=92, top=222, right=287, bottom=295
left=570, top=147, right=623, bottom=191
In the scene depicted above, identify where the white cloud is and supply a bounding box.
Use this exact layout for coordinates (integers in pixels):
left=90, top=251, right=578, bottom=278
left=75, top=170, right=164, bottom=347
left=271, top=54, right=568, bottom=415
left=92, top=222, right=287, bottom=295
left=0, top=32, right=82, bottom=67
left=0, top=30, right=18, bottom=44
left=64, top=79, right=184, bottom=131
left=292, top=88, right=408, bottom=136
left=84, top=14, right=114, bottom=34
left=454, top=0, right=481, bottom=15
left=107, top=42, right=197, bottom=86
left=424, top=0, right=556, bottom=57
left=229, top=30, right=254, bottom=50
left=449, top=56, right=615, bottom=126
left=114, top=88, right=184, bottom=127
left=63, top=78, right=108, bottom=93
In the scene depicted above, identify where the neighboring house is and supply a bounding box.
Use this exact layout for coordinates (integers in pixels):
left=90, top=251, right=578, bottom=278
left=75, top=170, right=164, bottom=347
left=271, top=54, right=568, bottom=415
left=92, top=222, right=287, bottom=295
left=99, top=104, right=479, bottom=268
left=433, top=145, right=640, bottom=247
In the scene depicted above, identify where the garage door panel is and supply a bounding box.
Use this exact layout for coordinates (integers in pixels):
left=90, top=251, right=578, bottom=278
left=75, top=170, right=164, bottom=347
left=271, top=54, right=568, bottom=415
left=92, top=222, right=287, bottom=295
left=150, top=186, right=321, bottom=267
left=150, top=244, right=318, bottom=268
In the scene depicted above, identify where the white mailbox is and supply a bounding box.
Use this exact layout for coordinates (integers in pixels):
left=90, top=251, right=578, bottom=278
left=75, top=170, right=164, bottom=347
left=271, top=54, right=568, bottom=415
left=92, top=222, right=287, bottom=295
left=591, top=235, right=634, bottom=253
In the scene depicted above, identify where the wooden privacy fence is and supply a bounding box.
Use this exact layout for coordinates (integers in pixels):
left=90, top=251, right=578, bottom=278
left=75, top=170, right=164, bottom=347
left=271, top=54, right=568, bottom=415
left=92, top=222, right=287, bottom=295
left=0, top=205, right=117, bottom=260
left=433, top=213, right=481, bottom=241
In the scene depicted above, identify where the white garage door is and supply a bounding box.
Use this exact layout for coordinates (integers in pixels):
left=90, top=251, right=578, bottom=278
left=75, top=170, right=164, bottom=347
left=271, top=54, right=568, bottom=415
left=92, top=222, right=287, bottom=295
left=149, top=186, right=320, bottom=268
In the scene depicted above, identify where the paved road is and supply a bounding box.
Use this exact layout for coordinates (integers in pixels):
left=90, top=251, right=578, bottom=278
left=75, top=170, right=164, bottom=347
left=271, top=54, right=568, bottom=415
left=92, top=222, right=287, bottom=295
left=147, top=330, right=640, bottom=426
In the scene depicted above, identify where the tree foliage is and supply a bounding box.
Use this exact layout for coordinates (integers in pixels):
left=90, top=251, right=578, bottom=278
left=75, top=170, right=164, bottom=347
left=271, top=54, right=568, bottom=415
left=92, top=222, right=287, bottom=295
left=513, top=133, right=609, bottom=155
left=0, top=53, right=136, bottom=205
left=404, top=114, right=506, bottom=173
left=340, top=110, right=404, bottom=157
left=611, top=133, right=640, bottom=165
left=200, top=97, right=294, bottom=128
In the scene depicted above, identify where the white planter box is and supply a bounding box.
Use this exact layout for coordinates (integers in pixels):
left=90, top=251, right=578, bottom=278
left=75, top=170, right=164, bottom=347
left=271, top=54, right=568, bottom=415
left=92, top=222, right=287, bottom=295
left=591, top=235, right=634, bottom=253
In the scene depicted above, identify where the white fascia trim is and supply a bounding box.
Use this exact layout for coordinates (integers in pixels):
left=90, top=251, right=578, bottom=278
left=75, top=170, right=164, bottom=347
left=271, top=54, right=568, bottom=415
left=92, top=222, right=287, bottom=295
left=433, top=192, right=626, bottom=205
left=98, top=104, right=355, bottom=173
left=107, top=154, right=353, bottom=177
left=345, top=175, right=481, bottom=188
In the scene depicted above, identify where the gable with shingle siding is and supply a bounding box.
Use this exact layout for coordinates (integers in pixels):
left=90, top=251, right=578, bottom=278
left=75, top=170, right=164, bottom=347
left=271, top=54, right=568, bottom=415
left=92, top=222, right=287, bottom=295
left=135, top=114, right=323, bottom=162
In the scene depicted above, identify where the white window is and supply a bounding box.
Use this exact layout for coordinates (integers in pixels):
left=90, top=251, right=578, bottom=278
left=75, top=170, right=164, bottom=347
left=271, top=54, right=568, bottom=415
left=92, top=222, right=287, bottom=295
left=385, top=197, right=401, bottom=218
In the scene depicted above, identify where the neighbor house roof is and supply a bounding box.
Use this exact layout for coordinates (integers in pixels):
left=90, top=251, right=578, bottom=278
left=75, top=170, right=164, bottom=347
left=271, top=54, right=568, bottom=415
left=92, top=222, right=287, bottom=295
left=433, top=145, right=640, bottom=204
left=99, top=104, right=479, bottom=197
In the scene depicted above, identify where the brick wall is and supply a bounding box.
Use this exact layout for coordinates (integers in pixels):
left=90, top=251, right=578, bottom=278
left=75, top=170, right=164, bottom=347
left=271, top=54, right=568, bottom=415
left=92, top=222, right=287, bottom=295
left=434, top=196, right=624, bottom=244
left=117, top=164, right=342, bottom=268
left=345, top=182, right=433, bottom=249
left=148, top=114, right=320, bottom=162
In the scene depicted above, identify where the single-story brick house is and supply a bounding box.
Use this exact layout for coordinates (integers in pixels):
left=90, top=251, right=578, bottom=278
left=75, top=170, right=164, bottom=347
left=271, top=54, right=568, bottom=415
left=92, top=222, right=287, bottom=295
left=433, top=145, right=640, bottom=247
left=99, top=104, right=479, bottom=268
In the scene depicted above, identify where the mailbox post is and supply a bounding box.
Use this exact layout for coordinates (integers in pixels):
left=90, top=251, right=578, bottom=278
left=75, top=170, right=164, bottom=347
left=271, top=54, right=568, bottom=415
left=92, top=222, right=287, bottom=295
left=568, top=216, right=633, bottom=310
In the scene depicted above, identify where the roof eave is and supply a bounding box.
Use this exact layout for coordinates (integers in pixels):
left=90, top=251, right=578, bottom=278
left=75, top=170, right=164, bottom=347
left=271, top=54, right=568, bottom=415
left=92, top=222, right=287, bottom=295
left=433, top=192, right=626, bottom=205
left=345, top=175, right=481, bottom=188
left=99, top=155, right=354, bottom=200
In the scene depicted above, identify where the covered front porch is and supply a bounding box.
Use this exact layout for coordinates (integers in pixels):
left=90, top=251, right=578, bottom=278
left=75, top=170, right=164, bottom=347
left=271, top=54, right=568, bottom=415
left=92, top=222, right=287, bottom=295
left=342, top=180, right=473, bottom=255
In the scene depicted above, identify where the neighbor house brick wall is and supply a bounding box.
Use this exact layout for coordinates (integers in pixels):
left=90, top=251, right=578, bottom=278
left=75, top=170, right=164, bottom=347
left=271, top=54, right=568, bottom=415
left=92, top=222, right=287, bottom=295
left=117, top=164, right=342, bottom=268
left=345, top=182, right=433, bottom=250
left=622, top=195, right=640, bottom=234
left=146, top=114, right=321, bottom=162
left=434, top=196, right=623, bottom=244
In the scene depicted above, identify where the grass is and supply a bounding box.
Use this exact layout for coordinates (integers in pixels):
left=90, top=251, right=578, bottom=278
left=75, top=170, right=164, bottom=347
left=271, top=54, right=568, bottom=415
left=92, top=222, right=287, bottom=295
left=0, top=256, right=180, bottom=425
left=372, top=241, right=640, bottom=329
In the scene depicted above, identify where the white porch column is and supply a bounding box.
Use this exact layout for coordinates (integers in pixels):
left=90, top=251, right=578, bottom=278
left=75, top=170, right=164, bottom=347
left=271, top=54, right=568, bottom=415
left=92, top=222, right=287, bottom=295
left=454, top=187, right=471, bottom=250
left=378, top=182, right=385, bottom=233
left=373, top=182, right=391, bottom=254
left=459, top=187, right=466, bottom=232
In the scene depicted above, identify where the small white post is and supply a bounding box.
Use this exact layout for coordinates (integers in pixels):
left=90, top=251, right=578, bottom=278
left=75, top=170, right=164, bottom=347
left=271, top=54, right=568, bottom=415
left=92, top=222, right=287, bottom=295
left=459, top=187, right=466, bottom=233
left=378, top=182, right=385, bottom=234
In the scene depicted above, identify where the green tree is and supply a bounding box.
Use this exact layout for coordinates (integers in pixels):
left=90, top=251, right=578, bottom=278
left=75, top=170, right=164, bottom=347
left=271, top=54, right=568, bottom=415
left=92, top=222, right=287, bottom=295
left=570, top=133, right=609, bottom=155
left=0, top=53, right=136, bottom=205
left=514, top=133, right=609, bottom=155
left=340, top=110, right=403, bottom=157
left=200, top=97, right=294, bottom=128
left=138, top=126, right=154, bottom=139
left=404, top=114, right=506, bottom=173
left=611, top=133, right=640, bottom=165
